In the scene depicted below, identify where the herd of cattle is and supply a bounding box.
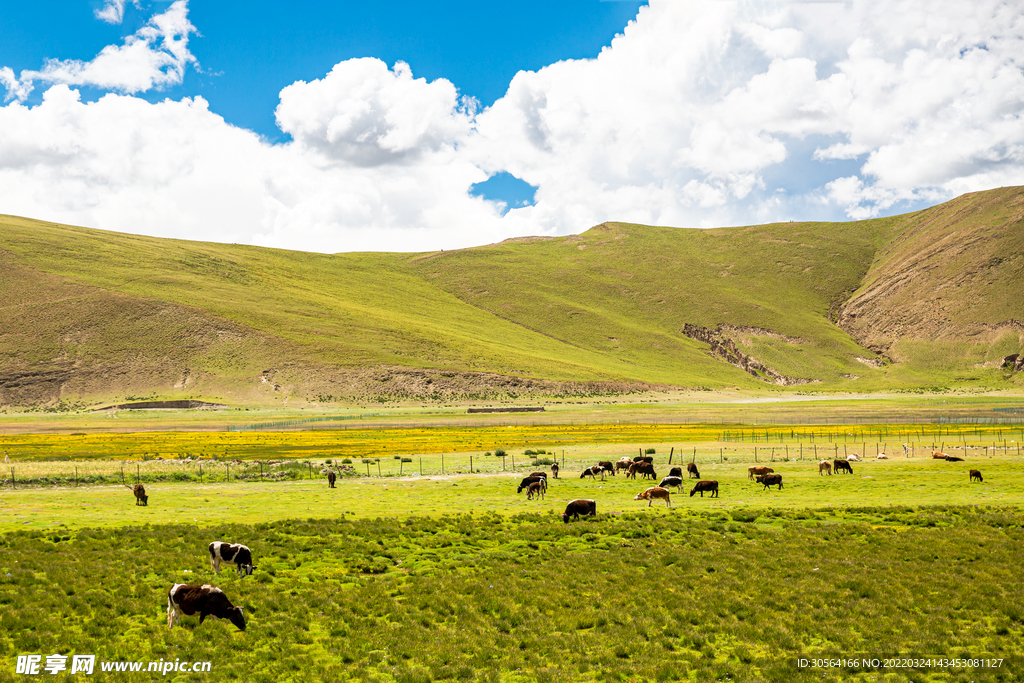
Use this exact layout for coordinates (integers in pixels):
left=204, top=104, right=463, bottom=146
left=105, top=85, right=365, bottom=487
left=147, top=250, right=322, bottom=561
left=135, top=449, right=985, bottom=631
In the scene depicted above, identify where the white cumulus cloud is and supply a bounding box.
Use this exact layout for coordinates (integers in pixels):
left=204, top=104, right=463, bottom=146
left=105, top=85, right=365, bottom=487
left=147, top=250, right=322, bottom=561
left=95, top=0, right=140, bottom=25
left=0, top=0, right=1023, bottom=251
left=1, top=1, right=196, bottom=101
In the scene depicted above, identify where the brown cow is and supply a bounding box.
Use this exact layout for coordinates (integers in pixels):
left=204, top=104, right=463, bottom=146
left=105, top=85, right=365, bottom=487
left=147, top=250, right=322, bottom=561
left=167, top=584, right=245, bottom=631
left=932, top=451, right=948, bottom=459
left=518, top=475, right=546, bottom=493
left=686, top=462, right=700, bottom=479
left=550, top=462, right=559, bottom=479
left=132, top=484, right=148, bottom=506
left=562, top=499, right=597, bottom=523
left=597, top=461, right=615, bottom=476
left=969, top=469, right=983, bottom=482
left=690, top=480, right=719, bottom=498
left=944, top=455, right=964, bottom=462
left=616, top=459, right=634, bottom=474
left=748, top=466, right=774, bottom=481
left=668, top=466, right=683, bottom=478
left=834, top=459, right=853, bottom=474
left=757, top=473, right=783, bottom=490
left=628, top=462, right=657, bottom=480
left=526, top=481, right=545, bottom=500
left=634, top=487, right=671, bottom=507
left=326, top=471, right=336, bottom=488
left=818, top=460, right=832, bottom=476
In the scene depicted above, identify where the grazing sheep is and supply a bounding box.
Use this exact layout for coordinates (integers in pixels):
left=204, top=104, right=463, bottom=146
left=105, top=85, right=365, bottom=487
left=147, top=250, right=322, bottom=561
left=562, top=499, right=597, bottom=523
left=689, top=480, right=718, bottom=498
left=969, top=469, right=983, bottom=482
left=818, top=460, right=832, bottom=476
left=634, top=487, right=671, bottom=507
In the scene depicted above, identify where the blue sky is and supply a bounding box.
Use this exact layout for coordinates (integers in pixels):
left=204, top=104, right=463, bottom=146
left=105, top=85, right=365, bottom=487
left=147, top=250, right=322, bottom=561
left=0, top=1, right=1021, bottom=253
left=0, top=1, right=647, bottom=140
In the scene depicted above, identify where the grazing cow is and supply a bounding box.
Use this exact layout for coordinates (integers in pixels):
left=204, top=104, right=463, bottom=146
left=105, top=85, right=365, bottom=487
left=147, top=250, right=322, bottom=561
left=757, top=473, right=783, bottom=491
left=658, top=476, right=684, bottom=492
left=634, top=487, right=672, bottom=507
left=818, top=460, right=832, bottom=476
left=616, top=459, right=634, bottom=474
left=945, top=455, right=964, bottom=462
left=970, top=469, right=983, bottom=482
left=668, top=466, right=683, bottom=478
left=597, top=461, right=615, bottom=476
left=526, top=481, right=545, bottom=500
left=686, top=462, right=700, bottom=479
left=326, top=471, right=336, bottom=488
left=209, top=542, right=256, bottom=578
left=834, top=459, right=853, bottom=474
left=628, top=462, right=656, bottom=480
left=748, top=466, right=774, bottom=481
left=132, top=484, right=148, bottom=506
left=528, top=471, right=549, bottom=480
left=579, top=466, right=605, bottom=481
left=550, top=462, right=559, bottom=479
left=562, top=499, right=597, bottom=523
left=518, top=475, right=547, bottom=493
left=932, top=451, right=948, bottom=459
left=846, top=453, right=861, bottom=462
left=690, top=480, right=718, bottom=498
left=167, top=584, right=245, bottom=631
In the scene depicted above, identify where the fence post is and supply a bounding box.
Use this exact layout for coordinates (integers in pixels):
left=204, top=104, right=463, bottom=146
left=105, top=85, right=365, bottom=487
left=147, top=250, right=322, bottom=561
left=419, top=457, right=422, bottom=475
left=720, top=448, right=723, bottom=464
left=470, top=455, right=473, bottom=473
left=692, top=447, right=696, bottom=463
left=378, top=460, right=382, bottom=477
left=400, top=459, right=404, bottom=475
left=668, top=447, right=674, bottom=464
left=259, top=462, right=263, bottom=479
left=754, top=447, right=757, bottom=463
left=10, top=467, right=14, bottom=489
left=136, top=463, right=140, bottom=485
left=199, top=462, right=203, bottom=483
left=366, top=462, right=370, bottom=477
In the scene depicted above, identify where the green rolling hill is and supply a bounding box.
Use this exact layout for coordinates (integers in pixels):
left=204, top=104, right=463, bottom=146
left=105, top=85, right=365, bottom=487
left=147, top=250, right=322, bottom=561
left=1, top=187, right=1022, bottom=408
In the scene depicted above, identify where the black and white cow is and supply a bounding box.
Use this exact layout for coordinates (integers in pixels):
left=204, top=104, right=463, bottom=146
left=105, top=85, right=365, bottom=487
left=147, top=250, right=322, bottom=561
left=167, top=584, right=245, bottom=631
left=209, top=542, right=255, bottom=578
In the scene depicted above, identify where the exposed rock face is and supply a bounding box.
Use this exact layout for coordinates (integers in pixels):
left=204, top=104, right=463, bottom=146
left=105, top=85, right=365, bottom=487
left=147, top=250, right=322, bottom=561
left=1003, top=354, right=1024, bottom=373
left=680, top=324, right=813, bottom=386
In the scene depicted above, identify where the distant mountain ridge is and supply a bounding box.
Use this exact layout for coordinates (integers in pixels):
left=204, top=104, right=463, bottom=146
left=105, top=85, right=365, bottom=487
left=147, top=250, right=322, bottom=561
left=1, top=187, right=1022, bottom=408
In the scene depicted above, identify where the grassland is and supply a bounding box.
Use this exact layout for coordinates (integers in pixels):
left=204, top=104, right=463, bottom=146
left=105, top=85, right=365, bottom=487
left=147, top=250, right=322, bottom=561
left=3, top=188, right=1023, bottom=408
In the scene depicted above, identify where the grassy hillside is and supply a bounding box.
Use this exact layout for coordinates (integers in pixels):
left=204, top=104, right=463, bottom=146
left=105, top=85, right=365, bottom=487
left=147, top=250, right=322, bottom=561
left=1, top=188, right=1023, bottom=408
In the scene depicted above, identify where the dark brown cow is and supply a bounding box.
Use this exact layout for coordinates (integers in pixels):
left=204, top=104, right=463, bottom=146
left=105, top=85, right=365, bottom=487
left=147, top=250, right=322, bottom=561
left=833, top=460, right=853, bottom=474
left=634, top=487, right=671, bottom=507
left=668, top=466, right=683, bottom=478
left=686, top=462, right=700, bottom=479
left=628, top=462, right=657, bottom=480
left=528, top=471, right=548, bottom=479
left=970, top=469, right=983, bottom=482
left=944, top=455, right=964, bottom=462
left=326, top=471, right=336, bottom=488
left=526, top=481, right=545, bottom=500
left=550, top=462, right=559, bottom=479
left=518, top=475, right=546, bottom=493
left=562, top=499, right=597, bottom=523
left=748, top=466, right=774, bottom=481
left=167, top=584, right=245, bottom=631
left=690, top=480, right=719, bottom=498
left=209, top=542, right=256, bottom=577
left=757, top=473, right=783, bottom=490
left=132, top=484, right=148, bottom=506
left=597, top=461, right=615, bottom=476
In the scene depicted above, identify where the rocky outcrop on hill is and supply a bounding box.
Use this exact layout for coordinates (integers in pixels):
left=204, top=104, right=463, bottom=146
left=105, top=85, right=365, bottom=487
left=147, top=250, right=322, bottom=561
left=680, top=324, right=813, bottom=386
